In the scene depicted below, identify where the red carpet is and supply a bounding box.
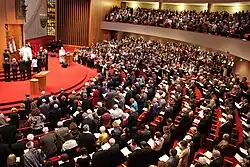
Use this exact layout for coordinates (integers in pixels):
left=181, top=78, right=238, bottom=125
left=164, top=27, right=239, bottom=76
left=0, top=57, right=97, bottom=103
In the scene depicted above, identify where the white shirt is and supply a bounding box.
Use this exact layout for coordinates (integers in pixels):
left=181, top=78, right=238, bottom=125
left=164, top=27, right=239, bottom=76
left=31, top=59, right=38, bottom=67
left=110, top=108, right=123, bottom=119
left=59, top=49, right=66, bottom=57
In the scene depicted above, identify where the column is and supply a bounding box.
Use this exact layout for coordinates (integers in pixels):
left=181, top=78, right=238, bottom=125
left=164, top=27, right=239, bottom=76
left=207, top=3, right=212, bottom=12
left=159, top=2, right=162, bottom=10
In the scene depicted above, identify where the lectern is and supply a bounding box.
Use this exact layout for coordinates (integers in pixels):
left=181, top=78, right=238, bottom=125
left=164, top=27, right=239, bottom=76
left=65, top=53, right=73, bottom=66
left=30, top=78, right=39, bottom=95
left=33, top=71, right=50, bottom=91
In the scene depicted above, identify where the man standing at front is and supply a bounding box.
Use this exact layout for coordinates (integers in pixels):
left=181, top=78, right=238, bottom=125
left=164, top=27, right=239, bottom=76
left=2, top=58, right=10, bottom=82
left=59, top=47, right=66, bottom=64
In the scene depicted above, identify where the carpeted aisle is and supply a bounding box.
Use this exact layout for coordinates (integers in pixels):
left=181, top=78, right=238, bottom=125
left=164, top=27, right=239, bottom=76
left=0, top=57, right=97, bottom=103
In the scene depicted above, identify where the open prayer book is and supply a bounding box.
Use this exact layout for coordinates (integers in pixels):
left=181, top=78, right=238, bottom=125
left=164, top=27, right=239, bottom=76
left=94, top=133, right=100, bottom=139
left=101, top=143, right=111, bottom=150
left=235, top=153, right=243, bottom=163
left=159, top=154, right=169, bottom=162
left=120, top=147, right=132, bottom=157
left=204, top=151, right=213, bottom=159
left=147, top=138, right=154, bottom=147
left=239, top=147, right=248, bottom=155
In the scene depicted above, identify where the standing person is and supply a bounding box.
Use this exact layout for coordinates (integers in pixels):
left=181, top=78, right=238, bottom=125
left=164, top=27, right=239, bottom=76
left=59, top=47, right=66, bottom=64
left=18, top=56, right=26, bottom=80
left=2, top=58, right=11, bottom=82
left=31, top=57, right=38, bottom=73
left=37, top=53, right=42, bottom=73
left=11, top=58, right=18, bottom=81
left=3, top=49, right=10, bottom=60
left=25, top=57, right=32, bottom=79
left=23, top=141, right=46, bottom=167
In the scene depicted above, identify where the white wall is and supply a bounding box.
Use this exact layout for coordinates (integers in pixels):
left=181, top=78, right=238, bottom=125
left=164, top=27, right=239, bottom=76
left=24, top=0, right=47, bottom=40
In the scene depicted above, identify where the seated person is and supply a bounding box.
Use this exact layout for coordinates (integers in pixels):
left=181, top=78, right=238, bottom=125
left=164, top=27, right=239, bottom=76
left=210, top=149, right=224, bottom=167
left=76, top=147, right=91, bottom=167
left=217, top=133, right=230, bottom=152
left=194, top=157, right=209, bottom=167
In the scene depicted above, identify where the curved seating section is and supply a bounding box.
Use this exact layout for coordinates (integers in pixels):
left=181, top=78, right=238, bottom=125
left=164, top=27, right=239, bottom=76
left=101, top=21, right=250, bottom=61
left=105, top=7, right=250, bottom=40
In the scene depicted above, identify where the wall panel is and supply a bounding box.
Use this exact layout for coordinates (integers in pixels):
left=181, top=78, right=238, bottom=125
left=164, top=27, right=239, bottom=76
left=126, top=2, right=159, bottom=9
left=162, top=3, right=207, bottom=12
left=57, top=0, right=90, bottom=46
left=88, top=0, right=120, bottom=45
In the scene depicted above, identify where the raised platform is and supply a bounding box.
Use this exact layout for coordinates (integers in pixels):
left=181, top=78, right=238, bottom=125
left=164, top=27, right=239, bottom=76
left=0, top=57, right=97, bottom=114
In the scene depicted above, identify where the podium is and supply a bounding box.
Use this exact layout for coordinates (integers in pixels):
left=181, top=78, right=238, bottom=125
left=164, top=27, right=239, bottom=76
left=33, top=71, right=50, bottom=91
left=30, top=78, right=39, bottom=94
left=65, top=53, right=73, bottom=66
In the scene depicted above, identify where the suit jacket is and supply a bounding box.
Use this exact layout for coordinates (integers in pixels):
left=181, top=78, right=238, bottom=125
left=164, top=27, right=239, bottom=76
left=167, top=156, right=179, bottom=167
left=0, top=124, right=17, bottom=145
left=127, top=112, right=138, bottom=129
left=0, top=143, right=11, bottom=167
left=92, top=150, right=110, bottom=167
left=219, top=121, right=233, bottom=136
left=11, top=140, right=27, bottom=157
left=40, top=133, right=58, bottom=156
left=108, top=144, right=123, bottom=167
left=18, top=60, right=26, bottom=71
left=78, top=132, right=96, bottom=153
left=210, top=157, right=224, bottom=167
left=39, top=103, right=50, bottom=118
left=8, top=112, right=19, bottom=128
left=127, top=148, right=152, bottom=167
left=55, top=127, right=69, bottom=147
left=48, top=109, right=62, bottom=129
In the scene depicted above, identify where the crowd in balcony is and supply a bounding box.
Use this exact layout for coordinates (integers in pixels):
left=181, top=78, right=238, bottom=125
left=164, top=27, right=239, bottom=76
left=0, top=36, right=249, bottom=167
left=105, top=7, right=250, bottom=39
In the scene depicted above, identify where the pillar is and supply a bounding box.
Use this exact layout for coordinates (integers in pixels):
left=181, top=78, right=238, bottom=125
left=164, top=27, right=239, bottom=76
left=207, top=3, right=212, bottom=12
left=159, top=2, right=162, bottom=10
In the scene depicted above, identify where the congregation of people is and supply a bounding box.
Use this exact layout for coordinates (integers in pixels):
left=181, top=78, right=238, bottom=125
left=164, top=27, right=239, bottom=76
left=2, top=46, right=49, bottom=82
left=0, top=36, right=250, bottom=167
left=105, top=7, right=250, bottom=39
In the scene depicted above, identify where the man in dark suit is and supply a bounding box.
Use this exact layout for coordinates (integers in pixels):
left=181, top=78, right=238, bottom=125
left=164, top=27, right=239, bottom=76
left=11, top=132, right=27, bottom=157
left=191, top=127, right=201, bottom=152
left=2, top=58, right=10, bottom=82
left=18, top=56, right=26, bottom=80
left=8, top=108, right=19, bottom=129
left=127, top=108, right=138, bottom=129
left=219, top=114, right=234, bottom=137
left=48, top=104, right=62, bottom=129
left=3, top=49, right=9, bottom=60
left=39, top=99, right=50, bottom=120
left=210, top=150, right=224, bottom=167
left=23, top=93, right=33, bottom=112
left=37, top=91, right=50, bottom=107
left=108, top=138, right=124, bottom=167
left=39, top=127, right=57, bottom=157
left=78, top=124, right=96, bottom=153
left=92, top=150, right=110, bottom=167
left=166, top=148, right=179, bottom=167
left=0, top=121, right=17, bottom=145
left=25, top=57, right=32, bottom=79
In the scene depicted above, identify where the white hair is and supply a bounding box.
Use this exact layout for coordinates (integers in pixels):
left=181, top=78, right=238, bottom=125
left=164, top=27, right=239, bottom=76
left=97, top=102, right=102, bottom=107
left=109, top=138, right=116, bottom=145
left=27, top=134, right=34, bottom=141
left=41, top=91, right=46, bottom=95
left=198, top=157, right=207, bottom=165
left=99, top=126, right=106, bottom=133
left=43, top=127, right=49, bottom=133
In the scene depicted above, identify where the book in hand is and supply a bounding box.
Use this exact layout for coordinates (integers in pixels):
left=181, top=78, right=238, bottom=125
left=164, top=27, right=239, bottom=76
left=159, top=154, right=169, bottom=162
left=120, top=147, right=132, bottom=157
left=101, top=143, right=111, bottom=150
left=94, top=133, right=100, bottom=139
left=239, top=147, right=248, bottom=155
left=147, top=138, right=154, bottom=147
left=235, top=153, right=243, bottom=163
left=204, top=151, right=213, bottom=159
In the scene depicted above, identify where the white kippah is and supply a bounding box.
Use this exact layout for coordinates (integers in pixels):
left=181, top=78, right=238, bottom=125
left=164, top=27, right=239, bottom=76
left=54, top=104, right=59, bottom=108
left=57, top=121, right=63, bottom=127
left=27, top=134, right=34, bottom=141
left=42, top=99, right=46, bottom=103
